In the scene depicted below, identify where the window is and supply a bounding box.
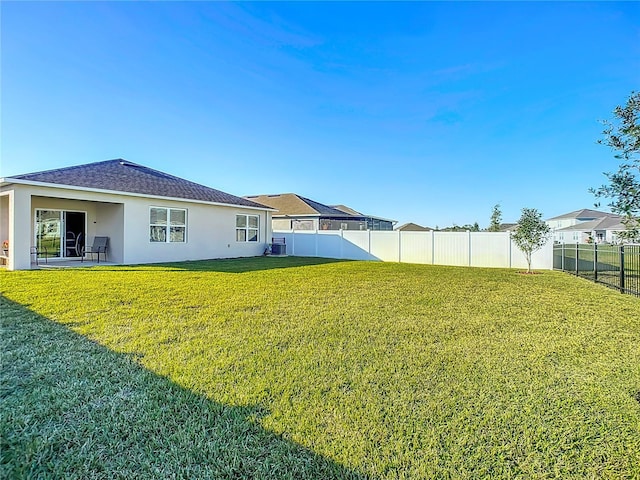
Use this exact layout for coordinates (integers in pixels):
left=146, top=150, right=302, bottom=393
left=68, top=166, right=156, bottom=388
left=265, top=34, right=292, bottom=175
left=293, top=220, right=314, bottom=231
left=150, top=207, right=186, bottom=243
left=236, top=214, right=259, bottom=242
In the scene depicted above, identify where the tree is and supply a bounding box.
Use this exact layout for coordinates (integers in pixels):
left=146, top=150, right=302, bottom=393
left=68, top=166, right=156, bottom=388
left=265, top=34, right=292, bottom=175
left=591, top=91, right=640, bottom=241
left=488, top=204, right=502, bottom=232
left=511, top=208, right=551, bottom=273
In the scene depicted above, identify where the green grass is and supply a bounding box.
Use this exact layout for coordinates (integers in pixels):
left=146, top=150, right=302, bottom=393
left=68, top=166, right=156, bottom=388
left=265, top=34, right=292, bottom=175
left=2, top=257, right=639, bottom=479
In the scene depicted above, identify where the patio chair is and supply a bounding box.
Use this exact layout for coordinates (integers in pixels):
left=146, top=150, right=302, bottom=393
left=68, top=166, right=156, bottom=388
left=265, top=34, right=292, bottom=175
left=30, top=246, right=48, bottom=265
left=65, top=231, right=76, bottom=257
left=74, top=232, right=84, bottom=258
left=82, top=236, right=109, bottom=263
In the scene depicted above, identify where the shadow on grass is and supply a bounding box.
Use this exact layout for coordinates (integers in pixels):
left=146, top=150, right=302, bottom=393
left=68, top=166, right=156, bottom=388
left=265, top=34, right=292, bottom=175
left=95, top=256, right=352, bottom=273
left=0, top=296, right=367, bottom=479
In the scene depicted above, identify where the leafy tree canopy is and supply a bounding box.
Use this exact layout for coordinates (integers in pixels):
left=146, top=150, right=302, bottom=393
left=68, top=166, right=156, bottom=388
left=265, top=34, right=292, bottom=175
left=488, top=204, right=502, bottom=232
left=592, top=91, right=640, bottom=241
left=511, top=208, right=551, bottom=273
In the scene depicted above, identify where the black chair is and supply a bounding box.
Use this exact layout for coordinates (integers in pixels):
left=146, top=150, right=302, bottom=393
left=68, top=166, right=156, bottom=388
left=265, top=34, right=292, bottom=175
left=65, top=231, right=76, bottom=257
left=82, top=236, right=109, bottom=263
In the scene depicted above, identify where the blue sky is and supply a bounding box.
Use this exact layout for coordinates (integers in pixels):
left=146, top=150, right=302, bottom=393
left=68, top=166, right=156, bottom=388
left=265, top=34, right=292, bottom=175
left=2, top=2, right=639, bottom=228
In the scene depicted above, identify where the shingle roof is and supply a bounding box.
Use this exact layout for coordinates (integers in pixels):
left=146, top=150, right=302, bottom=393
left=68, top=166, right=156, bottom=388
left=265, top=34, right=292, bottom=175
left=395, top=222, right=432, bottom=231
left=331, top=204, right=362, bottom=216
left=556, top=215, right=625, bottom=232
left=8, top=159, right=268, bottom=209
left=547, top=209, right=610, bottom=221
left=245, top=193, right=349, bottom=217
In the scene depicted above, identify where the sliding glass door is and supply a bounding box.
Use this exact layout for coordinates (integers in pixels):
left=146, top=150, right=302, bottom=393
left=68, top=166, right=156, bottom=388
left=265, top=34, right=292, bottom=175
left=35, top=209, right=86, bottom=258
left=36, top=210, right=62, bottom=258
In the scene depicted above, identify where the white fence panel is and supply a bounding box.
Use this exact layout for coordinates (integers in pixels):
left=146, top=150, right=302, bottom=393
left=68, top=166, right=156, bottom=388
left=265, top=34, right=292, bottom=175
left=433, top=232, right=469, bottom=266
left=317, top=231, right=342, bottom=259
left=510, top=238, right=553, bottom=270
left=272, top=229, right=553, bottom=269
left=471, top=232, right=511, bottom=268
left=342, top=231, right=376, bottom=260
left=289, top=231, right=316, bottom=257
left=371, top=231, right=400, bottom=262
left=400, top=231, right=433, bottom=264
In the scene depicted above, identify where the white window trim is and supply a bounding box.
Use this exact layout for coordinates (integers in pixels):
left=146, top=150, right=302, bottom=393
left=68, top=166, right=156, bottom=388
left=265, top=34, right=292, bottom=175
left=236, top=214, right=260, bottom=242
left=149, top=206, right=187, bottom=243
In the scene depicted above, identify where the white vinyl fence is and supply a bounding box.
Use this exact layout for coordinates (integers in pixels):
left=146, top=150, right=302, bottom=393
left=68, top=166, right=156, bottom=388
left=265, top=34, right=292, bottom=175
left=273, top=230, right=553, bottom=270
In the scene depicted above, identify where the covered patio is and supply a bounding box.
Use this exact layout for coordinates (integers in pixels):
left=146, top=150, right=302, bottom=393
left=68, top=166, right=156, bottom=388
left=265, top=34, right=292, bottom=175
left=0, top=187, right=124, bottom=270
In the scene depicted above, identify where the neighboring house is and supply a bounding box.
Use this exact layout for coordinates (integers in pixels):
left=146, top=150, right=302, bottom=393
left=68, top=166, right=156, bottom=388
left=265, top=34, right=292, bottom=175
left=498, top=223, right=518, bottom=232
left=0, top=159, right=274, bottom=270
left=395, top=222, right=433, bottom=232
left=244, top=193, right=396, bottom=231
left=546, top=209, right=625, bottom=244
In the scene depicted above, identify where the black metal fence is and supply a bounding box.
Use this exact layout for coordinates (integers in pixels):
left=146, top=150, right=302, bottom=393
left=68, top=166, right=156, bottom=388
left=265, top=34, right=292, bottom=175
left=553, top=243, right=640, bottom=297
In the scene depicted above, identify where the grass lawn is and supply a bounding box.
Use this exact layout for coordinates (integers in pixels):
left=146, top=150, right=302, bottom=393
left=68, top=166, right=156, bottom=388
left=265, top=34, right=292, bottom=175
left=2, top=257, right=639, bottom=479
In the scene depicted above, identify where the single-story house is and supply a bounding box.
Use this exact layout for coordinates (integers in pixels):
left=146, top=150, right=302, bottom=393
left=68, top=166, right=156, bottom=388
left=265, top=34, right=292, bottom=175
left=244, top=193, right=396, bottom=231
left=546, top=209, right=625, bottom=244
left=0, top=159, right=274, bottom=270
left=395, top=222, right=433, bottom=232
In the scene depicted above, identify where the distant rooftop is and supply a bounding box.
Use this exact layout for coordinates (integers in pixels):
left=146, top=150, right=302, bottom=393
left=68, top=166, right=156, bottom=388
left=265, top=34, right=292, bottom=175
left=245, top=193, right=396, bottom=223
left=547, top=208, right=612, bottom=221
left=395, top=222, right=433, bottom=231
left=330, top=204, right=362, bottom=216
left=5, top=159, right=268, bottom=209
left=245, top=193, right=347, bottom=216
left=556, top=215, right=626, bottom=232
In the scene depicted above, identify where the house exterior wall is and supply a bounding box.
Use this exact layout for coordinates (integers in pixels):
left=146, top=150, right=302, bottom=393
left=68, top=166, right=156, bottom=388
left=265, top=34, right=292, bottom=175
left=554, top=228, right=623, bottom=244
left=1, top=183, right=271, bottom=270
left=0, top=195, right=9, bottom=254
left=121, top=196, right=269, bottom=264
left=547, top=218, right=580, bottom=230
left=553, top=230, right=584, bottom=244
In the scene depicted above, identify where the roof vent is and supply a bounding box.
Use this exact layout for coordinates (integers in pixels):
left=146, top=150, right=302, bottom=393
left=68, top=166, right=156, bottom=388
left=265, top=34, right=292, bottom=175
left=119, top=160, right=137, bottom=167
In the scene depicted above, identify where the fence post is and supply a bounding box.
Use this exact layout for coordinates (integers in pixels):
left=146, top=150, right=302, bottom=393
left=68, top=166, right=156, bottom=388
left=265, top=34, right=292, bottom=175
left=575, top=243, right=579, bottom=276
left=432, top=230, right=435, bottom=265
left=368, top=229, right=371, bottom=256
left=620, top=245, right=625, bottom=293
left=467, top=230, right=472, bottom=267
left=398, top=229, right=402, bottom=263
left=561, top=243, right=565, bottom=271
left=292, top=229, right=295, bottom=256
left=315, top=227, right=319, bottom=257
left=507, top=231, right=512, bottom=268
left=340, top=229, right=344, bottom=259
left=593, top=243, right=598, bottom=281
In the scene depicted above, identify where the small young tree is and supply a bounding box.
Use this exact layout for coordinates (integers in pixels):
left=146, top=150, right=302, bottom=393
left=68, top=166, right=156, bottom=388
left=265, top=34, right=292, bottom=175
left=488, top=204, right=502, bottom=232
left=511, top=208, right=551, bottom=273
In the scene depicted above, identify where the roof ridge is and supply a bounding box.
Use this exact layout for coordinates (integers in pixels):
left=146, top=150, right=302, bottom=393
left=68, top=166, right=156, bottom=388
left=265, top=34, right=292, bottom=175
left=12, top=158, right=124, bottom=179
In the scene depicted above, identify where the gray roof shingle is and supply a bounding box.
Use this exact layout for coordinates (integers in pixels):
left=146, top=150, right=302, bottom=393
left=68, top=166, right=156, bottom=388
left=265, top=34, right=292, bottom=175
left=244, top=193, right=350, bottom=216
left=9, top=159, right=269, bottom=209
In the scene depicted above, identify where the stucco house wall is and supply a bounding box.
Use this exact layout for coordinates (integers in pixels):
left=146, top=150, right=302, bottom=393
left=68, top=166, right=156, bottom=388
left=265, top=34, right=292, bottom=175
left=1, top=182, right=272, bottom=270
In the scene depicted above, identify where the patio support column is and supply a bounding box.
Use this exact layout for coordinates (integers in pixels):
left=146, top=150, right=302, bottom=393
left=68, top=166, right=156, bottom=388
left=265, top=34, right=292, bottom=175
left=10, top=189, right=32, bottom=270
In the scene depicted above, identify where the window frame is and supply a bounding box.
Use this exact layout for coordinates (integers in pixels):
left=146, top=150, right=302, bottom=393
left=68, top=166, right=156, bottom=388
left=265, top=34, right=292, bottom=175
left=149, top=207, right=187, bottom=243
left=236, top=214, right=260, bottom=243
